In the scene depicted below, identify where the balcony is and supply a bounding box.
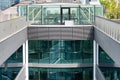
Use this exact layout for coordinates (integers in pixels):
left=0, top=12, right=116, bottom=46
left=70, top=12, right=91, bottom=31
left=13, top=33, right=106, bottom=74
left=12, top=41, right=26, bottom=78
left=18, top=4, right=103, bottom=25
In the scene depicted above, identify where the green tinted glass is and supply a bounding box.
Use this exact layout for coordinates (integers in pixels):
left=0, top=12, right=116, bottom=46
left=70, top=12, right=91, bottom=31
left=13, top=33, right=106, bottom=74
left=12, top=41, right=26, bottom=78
left=29, top=67, right=93, bottom=80
left=28, top=40, right=93, bottom=64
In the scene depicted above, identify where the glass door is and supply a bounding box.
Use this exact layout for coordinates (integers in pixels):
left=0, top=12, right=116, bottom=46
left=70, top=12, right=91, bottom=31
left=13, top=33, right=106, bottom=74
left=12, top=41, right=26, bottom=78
left=61, top=8, right=70, bottom=24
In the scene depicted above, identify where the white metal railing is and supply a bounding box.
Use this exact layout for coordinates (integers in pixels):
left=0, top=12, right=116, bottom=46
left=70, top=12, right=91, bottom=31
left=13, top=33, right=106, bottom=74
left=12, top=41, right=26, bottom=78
left=0, top=17, right=27, bottom=42
left=14, top=65, right=26, bottom=80
left=95, top=16, right=120, bottom=42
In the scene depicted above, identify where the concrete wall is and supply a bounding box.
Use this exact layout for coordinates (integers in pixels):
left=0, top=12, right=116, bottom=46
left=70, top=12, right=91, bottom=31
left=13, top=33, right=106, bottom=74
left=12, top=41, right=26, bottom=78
left=0, top=28, right=27, bottom=66
left=28, top=25, right=94, bottom=40
left=94, top=28, right=120, bottom=66
left=0, top=17, right=27, bottom=66
left=94, top=16, right=120, bottom=66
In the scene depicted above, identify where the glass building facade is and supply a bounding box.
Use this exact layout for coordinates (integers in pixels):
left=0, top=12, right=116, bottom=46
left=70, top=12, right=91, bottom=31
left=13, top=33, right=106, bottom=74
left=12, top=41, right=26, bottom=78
left=0, top=67, right=21, bottom=80
left=6, top=46, right=23, bottom=63
left=99, top=46, right=114, bottom=64
left=28, top=40, right=93, bottom=64
left=29, top=68, right=93, bottom=80
left=1, top=1, right=120, bottom=80
left=98, top=46, right=118, bottom=80
left=1, top=40, right=118, bottom=80
left=0, top=46, right=22, bottom=80
left=100, top=67, right=120, bottom=80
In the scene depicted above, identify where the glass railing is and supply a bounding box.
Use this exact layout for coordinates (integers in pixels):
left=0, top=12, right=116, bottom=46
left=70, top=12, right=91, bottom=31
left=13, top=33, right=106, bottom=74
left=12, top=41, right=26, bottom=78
left=0, top=46, right=22, bottom=80
left=28, top=40, right=93, bottom=64
left=18, top=5, right=103, bottom=25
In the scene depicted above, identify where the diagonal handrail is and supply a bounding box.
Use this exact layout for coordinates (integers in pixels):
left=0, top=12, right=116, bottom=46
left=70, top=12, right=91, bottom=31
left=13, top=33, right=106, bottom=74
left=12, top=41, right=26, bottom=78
left=34, top=8, right=42, bottom=20
left=96, top=66, right=106, bottom=80
left=95, top=16, right=120, bottom=42
left=14, top=65, right=26, bottom=80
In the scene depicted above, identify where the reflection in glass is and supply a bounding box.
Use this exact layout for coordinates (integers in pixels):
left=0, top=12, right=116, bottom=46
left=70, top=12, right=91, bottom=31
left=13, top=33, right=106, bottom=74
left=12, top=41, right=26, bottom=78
left=6, top=46, right=23, bottom=63
left=70, top=8, right=79, bottom=24
left=28, top=40, right=93, bottom=64
left=19, top=5, right=103, bottom=25
left=42, top=6, right=61, bottom=25
left=0, top=68, right=21, bottom=80
left=99, top=46, right=114, bottom=64
left=100, top=67, right=120, bottom=80
left=28, top=6, right=42, bottom=25
left=29, top=68, right=93, bottom=80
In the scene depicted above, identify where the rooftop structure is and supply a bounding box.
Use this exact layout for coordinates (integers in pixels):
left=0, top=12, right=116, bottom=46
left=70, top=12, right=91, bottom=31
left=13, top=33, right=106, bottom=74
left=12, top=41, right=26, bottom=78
left=0, top=0, right=120, bottom=80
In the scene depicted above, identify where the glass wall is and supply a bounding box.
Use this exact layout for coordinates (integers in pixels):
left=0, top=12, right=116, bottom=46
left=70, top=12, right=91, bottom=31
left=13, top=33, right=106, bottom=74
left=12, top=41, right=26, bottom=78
left=28, top=40, right=93, bottom=64
left=0, top=46, right=22, bottom=80
left=99, top=46, right=114, bottom=64
left=100, top=67, right=120, bottom=80
left=6, top=46, right=23, bottom=63
left=0, top=67, right=20, bottom=80
left=70, top=7, right=79, bottom=24
left=29, top=67, right=93, bottom=80
left=79, top=6, right=94, bottom=24
left=42, top=5, right=61, bottom=25
left=28, top=5, right=42, bottom=25
left=95, top=5, right=104, bottom=17
left=18, top=5, right=103, bottom=25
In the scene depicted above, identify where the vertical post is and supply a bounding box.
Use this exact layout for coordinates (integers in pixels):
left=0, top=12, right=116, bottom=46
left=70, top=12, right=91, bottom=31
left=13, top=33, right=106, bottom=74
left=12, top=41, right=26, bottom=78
left=41, top=6, right=43, bottom=24
left=22, top=41, right=29, bottom=80
left=93, top=5, right=95, bottom=24
left=26, top=5, right=28, bottom=22
left=89, top=6, right=91, bottom=23
left=25, top=40, right=29, bottom=80
left=96, top=43, right=99, bottom=65
left=18, top=6, right=20, bottom=16
left=78, top=6, right=80, bottom=24
left=23, top=43, right=25, bottom=65
left=93, top=40, right=99, bottom=80
left=93, top=40, right=96, bottom=80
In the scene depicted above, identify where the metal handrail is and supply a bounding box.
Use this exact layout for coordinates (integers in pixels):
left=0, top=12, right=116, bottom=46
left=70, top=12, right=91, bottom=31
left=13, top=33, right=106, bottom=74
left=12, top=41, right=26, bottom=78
left=95, top=16, right=120, bottom=43
left=96, top=66, right=105, bottom=80
left=14, top=65, right=26, bottom=80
